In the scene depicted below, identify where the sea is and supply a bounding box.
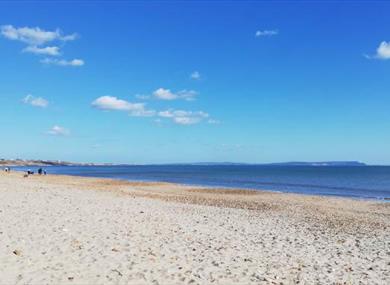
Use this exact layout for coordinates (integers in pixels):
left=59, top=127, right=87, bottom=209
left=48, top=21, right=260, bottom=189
left=13, top=165, right=390, bottom=200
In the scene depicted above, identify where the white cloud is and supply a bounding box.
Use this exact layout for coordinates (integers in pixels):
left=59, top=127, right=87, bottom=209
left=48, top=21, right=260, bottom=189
left=92, top=96, right=144, bottom=111
left=23, top=45, right=60, bottom=56
left=92, top=95, right=214, bottom=125
left=376, top=41, right=390, bottom=60
left=365, top=41, right=390, bottom=60
left=91, top=96, right=155, bottom=117
left=1, top=25, right=77, bottom=46
left=47, top=125, right=70, bottom=136
left=190, top=71, right=201, bottom=80
left=153, top=88, right=197, bottom=101
left=41, top=58, right=84, bottom=67
left=22, top=94, right=49, bottom=108
left=255, top=30, right=278, bottom=37
left=158, top=109, right=209, bottom=125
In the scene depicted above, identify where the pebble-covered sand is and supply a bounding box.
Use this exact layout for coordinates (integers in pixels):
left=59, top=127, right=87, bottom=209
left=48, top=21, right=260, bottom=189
left=0, top=172, right=389, bottom=284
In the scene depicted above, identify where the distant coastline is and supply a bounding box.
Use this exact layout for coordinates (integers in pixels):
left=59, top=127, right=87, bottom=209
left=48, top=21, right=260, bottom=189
left=0, top=159, right=367, bottom=167
left=0, top=159, right=114, bottom=167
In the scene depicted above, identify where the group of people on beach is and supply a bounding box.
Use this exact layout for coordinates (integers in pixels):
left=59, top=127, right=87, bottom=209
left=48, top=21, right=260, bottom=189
left=3, top=167, right=48, bottom=177
left=24, top=168, right=47, bottom=177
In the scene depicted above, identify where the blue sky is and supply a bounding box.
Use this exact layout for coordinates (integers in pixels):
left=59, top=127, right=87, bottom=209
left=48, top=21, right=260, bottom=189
left=0, top=1, right=389, bottom=164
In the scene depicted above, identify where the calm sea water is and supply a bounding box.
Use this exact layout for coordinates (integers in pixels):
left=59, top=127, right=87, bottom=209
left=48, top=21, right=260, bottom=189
left=14, top=165, right=390, bottom=200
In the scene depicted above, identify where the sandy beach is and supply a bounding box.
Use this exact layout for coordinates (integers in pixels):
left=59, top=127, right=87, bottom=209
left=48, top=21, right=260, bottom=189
left=0, top=171, right=389, bottom=284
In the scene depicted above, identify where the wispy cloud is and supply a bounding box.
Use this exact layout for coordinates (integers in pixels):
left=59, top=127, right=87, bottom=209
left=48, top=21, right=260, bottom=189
left=22, top=94, right=49, bottom=108
left=91, top=96, right=155, bottom=117
left=190, top=71, right=201, bottom=80
left=153, top=88, right=197, bottom=101
left=136, top=88, right=198, bottom=101
left=172, top=117, right=201, bottom=125
left=60, top=34, right=78, bottom=42
left=255, top=29, right=278, bottom=37
left=47, top=125, right=70, bottom=136
left=91, top=95, right=214, bottom=125
left=41, top=58, right=84, bottom=67
left=0, top=25, right=77, bottom=46
left=1, top=25, right=83, bottom=66
left=207, top=119, right=220, bottom=125
left=158, top=109, right=209, bottom=125
left=23, top=46, right=60, bottom=56
left=135, top=94, right=151, bottom=100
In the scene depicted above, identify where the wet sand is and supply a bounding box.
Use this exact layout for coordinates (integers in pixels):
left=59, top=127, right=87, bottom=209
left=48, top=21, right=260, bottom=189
left=0, top=172, right=389, bottom=284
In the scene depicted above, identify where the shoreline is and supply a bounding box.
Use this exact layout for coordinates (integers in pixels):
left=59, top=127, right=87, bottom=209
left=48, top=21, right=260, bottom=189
left=9, top=167, right=390, bottom=202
